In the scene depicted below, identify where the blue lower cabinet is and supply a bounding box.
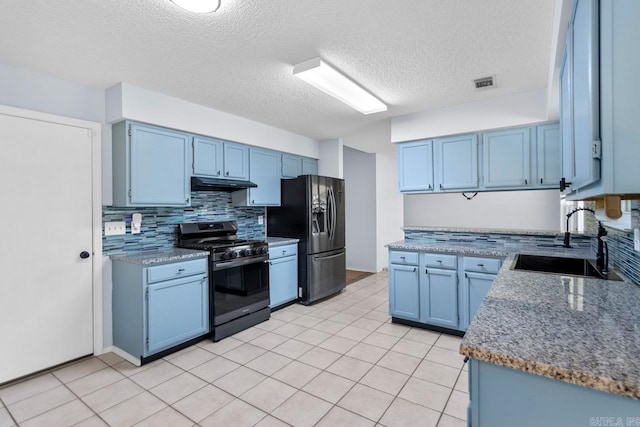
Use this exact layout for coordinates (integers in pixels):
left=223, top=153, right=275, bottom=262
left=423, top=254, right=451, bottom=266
left=146, top=274, right=208, bottom=354
left=112, top=257, right=209, bottom=361
left=389, top=262, right=420, bottom=321
left=421, top=267, right=458, bottom=328
left=269, top=244, right=298, bottom=308
left=469, top=358, right=640, bottom=426
left=462, top=272, right=496, bottom=330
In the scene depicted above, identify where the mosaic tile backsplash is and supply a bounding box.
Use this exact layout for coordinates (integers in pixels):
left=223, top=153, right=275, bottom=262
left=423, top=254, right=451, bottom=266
left=585, top=200, right=640, bottom=286
left=102, top=191, right=265, bottom=256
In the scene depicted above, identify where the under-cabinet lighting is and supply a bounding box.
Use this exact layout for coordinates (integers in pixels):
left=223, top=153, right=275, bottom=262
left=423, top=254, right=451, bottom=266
left=293, top=58, right=387, bottom=115
left=171, top=0, right=220, bottom=13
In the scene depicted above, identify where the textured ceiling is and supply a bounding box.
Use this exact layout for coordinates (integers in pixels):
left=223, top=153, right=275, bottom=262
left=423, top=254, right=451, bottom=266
left=0, top=0, right=555, bottom=141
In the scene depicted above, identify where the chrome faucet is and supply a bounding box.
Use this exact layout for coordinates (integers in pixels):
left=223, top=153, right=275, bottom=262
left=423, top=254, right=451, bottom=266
left=563, top=207, right=608, bottom=273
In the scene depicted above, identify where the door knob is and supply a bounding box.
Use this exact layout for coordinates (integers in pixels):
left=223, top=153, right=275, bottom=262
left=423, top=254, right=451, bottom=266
left=79, top=251, right=91, bottom=259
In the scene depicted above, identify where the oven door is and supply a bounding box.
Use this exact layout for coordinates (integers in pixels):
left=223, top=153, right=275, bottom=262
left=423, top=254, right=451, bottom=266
left=212, top=257, right=270, bottom=326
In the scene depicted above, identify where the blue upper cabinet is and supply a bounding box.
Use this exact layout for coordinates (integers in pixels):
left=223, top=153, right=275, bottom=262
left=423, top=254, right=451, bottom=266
left=282, top=154, right=318, bottom=178
left=536, top=123, right=561, bottom=188
left=192, top=136, right=249, bottom=180
left=282, top=154, right=302, bottom=178
left=436, top=134, right=479, bottom=190
left=398, top=140, right=434, bottom=192
left=568, top=0, right=600, bottom=193
left=193, top=136, right=223, bottom=177
left=224, top=142, right=249, bottom=180
left=302, top=158, right=318, bottom=175
left=483, top=127, right=531, bottom=188
left=561, top=0, right=640, bottom=199
left=112, top=121, right=190, bottom=207
left=232, top=148, right=281, bottom=206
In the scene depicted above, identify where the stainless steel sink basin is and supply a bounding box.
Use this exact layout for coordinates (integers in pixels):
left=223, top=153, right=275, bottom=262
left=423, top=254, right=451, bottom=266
left=512, top=254, right=623, bottom=281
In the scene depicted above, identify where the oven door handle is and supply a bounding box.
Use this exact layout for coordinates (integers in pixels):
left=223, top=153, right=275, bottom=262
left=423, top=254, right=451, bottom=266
left=214, top=257, right=269, bottom=270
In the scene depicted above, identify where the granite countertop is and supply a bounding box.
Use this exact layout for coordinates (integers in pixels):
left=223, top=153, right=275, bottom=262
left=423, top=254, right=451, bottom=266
left=109, top=248, right=209, bottom=265
left=460, top=252, right=640, bottom=400
left=386, top=239, right=591, bottom=258
left=388, top=239, right=640, bottom=399
left=402, top=225, right=590, bottom=237
left=267, top=237, right=300, bottom=247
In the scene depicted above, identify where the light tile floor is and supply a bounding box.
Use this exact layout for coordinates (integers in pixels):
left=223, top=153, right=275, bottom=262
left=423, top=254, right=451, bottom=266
left=0, top=271, right=468, bottom=427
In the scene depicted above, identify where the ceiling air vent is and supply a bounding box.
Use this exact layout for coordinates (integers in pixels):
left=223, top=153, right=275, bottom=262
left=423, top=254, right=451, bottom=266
left=474, top=75, right=496, bottom=90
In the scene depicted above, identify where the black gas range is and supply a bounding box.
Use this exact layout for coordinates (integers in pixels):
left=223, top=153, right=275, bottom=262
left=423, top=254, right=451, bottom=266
left=178, top=221, right=270, bottom=341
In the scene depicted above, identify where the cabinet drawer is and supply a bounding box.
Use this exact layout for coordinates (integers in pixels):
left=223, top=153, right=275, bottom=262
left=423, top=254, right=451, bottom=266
left=269, top=244, right=298, bottom=260
left=463, top=257, right=501, bottom=274
left=147, top=258, right=208, bottom=284
left=423, top=253, right=457, bottom=269
left=389, top=251, right=419, bottom=266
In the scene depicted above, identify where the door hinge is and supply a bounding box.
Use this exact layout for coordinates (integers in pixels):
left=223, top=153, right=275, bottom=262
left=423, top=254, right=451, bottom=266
left=456, top=275, right=459, bottom=285
left=128, top=189, right=132, bottom=200
left=128, top=125, right=131, bottom=137
left=146, top=337, right=149, bottom=346
left=592, top=140, right=602, bottom=159
left=145, top=289, right=149, bottom=300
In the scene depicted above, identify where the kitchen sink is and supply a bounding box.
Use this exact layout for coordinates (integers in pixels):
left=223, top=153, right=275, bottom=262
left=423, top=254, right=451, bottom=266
left=512, top=254, right=623, bottom=281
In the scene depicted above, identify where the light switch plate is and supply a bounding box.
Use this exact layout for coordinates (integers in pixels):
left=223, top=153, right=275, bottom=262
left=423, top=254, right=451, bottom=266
left=634, top=229, right=640, bottom=252
left=258, top=215, right=264, bottom=225
left=105, top=221, right=126, bottom=236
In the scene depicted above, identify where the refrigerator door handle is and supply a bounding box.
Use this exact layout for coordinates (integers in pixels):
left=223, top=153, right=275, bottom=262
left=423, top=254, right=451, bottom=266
left=313, top=251, right=345, bottom=261
left=331, top=187, right=337, bottom=241
left=327, top=187, right=334, bottom=240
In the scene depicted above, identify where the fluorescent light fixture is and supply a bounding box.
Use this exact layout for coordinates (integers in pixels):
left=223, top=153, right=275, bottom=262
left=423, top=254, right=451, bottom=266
left=293, top=58, right=387, bottom=115
left=171, top=0, right=220, bottom=13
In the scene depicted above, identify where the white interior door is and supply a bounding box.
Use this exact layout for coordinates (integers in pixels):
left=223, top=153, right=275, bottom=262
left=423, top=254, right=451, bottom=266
left=0, top=112, right=94, bottom=384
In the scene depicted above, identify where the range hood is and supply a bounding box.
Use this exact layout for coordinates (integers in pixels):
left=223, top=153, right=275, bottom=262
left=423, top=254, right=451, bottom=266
left=191, top=176, right=257, bottom=192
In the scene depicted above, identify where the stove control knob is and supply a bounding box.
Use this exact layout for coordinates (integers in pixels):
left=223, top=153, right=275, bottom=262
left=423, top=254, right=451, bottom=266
left=229, top=251, right=238, bottom=259
left=259, top=247, right=267, bottom=255
left=239, top=249, right=248, bottom=257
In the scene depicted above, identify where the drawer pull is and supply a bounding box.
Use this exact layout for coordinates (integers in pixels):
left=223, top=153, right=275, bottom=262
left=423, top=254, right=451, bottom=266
left=437, top=260, right=443, bottom=264
left=400, top=256, right=406, bottom=260
left=477, top=264, right=484, bottom=268
left=177, top=268, right=185, bottom=273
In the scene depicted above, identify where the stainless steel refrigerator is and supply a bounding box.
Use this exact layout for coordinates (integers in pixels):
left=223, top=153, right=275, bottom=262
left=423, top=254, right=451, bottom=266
left=267, top=175, right=346, bottom=305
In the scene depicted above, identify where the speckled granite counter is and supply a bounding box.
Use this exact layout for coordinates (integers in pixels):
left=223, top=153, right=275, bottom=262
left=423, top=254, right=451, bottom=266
left=402, top=226, right=570, bottom=236
left=109, top=248, right=209, bottom=265
left=460, top=252, right=640, bottom=399
left=386, top=239, right=592, bottom=259
left=267, top=237, right=299, bottom=247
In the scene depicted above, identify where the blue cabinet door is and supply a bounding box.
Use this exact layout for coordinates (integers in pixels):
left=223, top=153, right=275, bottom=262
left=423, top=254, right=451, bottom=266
left=436, top=134, right=479, bottom=190
left=560, top=29, right=575, bottom=192
left=536, top=123, right=561, bottom=187
left=247, top=148, right=281, bottom=206
left=302, top=158, right=318, bottom=175
left=129, top=123, right=190, bottom=206
left=193, top=136, right=223, bottom=177
left=389, top=263, right=420, bottom=321
left=398, top=140, right=434, bottom=192
left=224, top=142, right=249, bottom=180
left=483, top=127, right=531, bottom=188
left=570, top=0, right=600, bottom=191
left=269, top=256, right=298, bottom=307
left=462, top=271, right=495, bottom=330
left=282, top=154, right=302, bottom=178
left=421, top=267, right=458, bottom=328
left=146, top=274, right=208, bottom=355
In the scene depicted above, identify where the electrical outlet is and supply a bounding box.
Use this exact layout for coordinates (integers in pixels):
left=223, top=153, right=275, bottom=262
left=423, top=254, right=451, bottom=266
left=258, top=215, right=264, bottom=225
left=634, top=229, right=640, bottom=252
left=105, top=221, right=126, bottom=236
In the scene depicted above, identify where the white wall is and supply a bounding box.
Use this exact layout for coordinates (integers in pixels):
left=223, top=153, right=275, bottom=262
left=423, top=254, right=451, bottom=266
left=343, top=147, right=377, bottom=272
left=375, top=151, right=404, bottom=270
left=391, top=89, right=548, bottom=142
left=318, top=139, right=344, bottom=178
left=404, top=190, right=561, bottom=231
left=106, top=83, right=319, bottom=159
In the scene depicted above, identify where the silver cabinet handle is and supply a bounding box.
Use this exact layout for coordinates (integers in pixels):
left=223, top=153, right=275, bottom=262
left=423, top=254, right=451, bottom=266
left=437, top=260, right=443, bottom=264
left=177, top=268, right=185, bottom=274
left=477, top=264, right=484, bottom=267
